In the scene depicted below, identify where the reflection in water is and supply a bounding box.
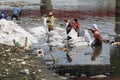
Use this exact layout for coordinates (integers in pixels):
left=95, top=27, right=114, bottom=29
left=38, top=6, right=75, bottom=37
left=66, top=51, right=72, bottom=62
left=91, top=46, right=102, bottom=61
left=66, top=41, right=72, bottom=62
left=49, top=47, right=56, bottom=65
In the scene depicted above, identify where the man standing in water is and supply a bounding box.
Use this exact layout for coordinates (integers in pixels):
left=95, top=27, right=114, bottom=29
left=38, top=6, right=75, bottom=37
left=11, top=5, right=21, bottom=20
left=47, top=12, right=54, bottom=31
left=91, top=24, right=102, bottom=46
left=85, top=24, right=102, bottom=46
left=73, top=18, right=80, bottom=37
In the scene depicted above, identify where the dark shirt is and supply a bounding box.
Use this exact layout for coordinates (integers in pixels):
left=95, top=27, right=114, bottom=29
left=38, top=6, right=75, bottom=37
left=0, top=12, right=8, bottom=20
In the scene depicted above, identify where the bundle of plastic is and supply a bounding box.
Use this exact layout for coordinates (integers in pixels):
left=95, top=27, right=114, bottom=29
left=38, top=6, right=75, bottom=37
left=48, top=30, right=65, bottom=47
left=0, top=19, right=37, bottom=47
left=55, top=27, right=67, bottom=39
left=68, top=29, right=88, bottom=47
left=68, top=28, right=78, bottom=39
left=48, top=30, right=60, bottom=37
left=29, top=26, right=47, bottom=38
left=69, top=37, right=88, bottom=47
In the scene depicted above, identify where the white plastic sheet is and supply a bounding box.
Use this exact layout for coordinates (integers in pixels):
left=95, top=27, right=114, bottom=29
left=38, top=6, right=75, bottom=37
left=68, top=28, right=77, bottom=39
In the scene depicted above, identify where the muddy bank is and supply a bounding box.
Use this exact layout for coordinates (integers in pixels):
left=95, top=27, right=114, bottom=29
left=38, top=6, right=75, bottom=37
left=3, top=9, right=115, bottom=20
left=0, top=44, right=59, bottom=80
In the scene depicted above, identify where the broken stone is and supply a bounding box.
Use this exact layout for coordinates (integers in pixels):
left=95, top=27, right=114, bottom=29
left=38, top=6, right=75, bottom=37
left=20, top=69, right=30, bottom=75
left=21, top=61, right=26, bottom=65
left=38, top=69, right=42, bottom=73
left=23, top=46, right=31, bottom=51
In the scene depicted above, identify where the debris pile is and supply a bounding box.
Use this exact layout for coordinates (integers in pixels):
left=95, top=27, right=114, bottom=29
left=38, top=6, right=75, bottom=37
left=0, top=19, right=37, bottom=47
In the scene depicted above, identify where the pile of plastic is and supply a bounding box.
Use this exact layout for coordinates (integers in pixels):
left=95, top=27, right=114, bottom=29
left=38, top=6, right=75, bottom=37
left=48, top=30, right=65, bottom=47
left=47, top=27, right=88, bottom=47
left=29, top=26, right=47, bottom=38
left=68, top=28, right=88, bottom=47
left=0, top=19, right=37, bottom=47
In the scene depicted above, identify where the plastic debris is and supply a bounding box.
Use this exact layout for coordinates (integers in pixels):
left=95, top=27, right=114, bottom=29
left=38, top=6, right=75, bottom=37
left=0, top=19, right=38, bottom=47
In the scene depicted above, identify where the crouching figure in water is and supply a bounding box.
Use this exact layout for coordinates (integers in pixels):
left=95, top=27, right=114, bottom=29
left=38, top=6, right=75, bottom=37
left=85, top=24, right=102, bottom=46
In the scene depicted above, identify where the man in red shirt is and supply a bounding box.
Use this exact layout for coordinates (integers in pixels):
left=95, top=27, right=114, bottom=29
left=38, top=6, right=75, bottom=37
left=73, top=18, right=80, bottom=37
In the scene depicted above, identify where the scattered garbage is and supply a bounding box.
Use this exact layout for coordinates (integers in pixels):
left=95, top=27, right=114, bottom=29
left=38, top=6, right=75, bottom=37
left=90, top=74, right=107, bottom=78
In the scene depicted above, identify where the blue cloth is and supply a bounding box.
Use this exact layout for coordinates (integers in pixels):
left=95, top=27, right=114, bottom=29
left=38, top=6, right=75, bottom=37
left=12, top=6, right=21, bottom=15
left=0, top=12, right=8, bottom=20
left=66, top=22, right=72, bottom=34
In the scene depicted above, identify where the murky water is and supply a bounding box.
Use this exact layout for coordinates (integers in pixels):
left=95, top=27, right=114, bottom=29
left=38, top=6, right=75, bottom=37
left=38, top=16, right=120, bottom=78
left=0, top=16, right=119, bottom=79
left=17, top=17, right=117, bottom=77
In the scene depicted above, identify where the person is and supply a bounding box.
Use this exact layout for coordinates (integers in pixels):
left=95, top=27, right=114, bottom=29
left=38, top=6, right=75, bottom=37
left=73, top=18, right=80, bottom=37
left=92, top=29, right=102, bottom=46
left=0, top=11, right=9, bottom=20
left=11, top=5, right=21, bottom=20
left=86, top=24, right=102, bottom=46
left=91, top=24, right=102, bottom=46
left=64, top=17, right=70, bottom=34
left=66, top=20, right=75, bottom=40
left=47, top=12, right=54, bottom=31
left=64, top=17, right=69, bottom=28
left=84, top=29, right=94, bottom=45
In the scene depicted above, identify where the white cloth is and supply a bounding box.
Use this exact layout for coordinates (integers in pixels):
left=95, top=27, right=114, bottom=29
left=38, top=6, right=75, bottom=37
left=84, top=29, right=94, bottom=45
left=43, top=17, right=48, bottom=27
left=68, top=28, right=77, bottom=39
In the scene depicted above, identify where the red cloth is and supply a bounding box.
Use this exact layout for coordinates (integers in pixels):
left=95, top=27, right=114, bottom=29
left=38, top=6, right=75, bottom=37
left=94, top=31, right=102, bottom=45
left=64, top=18, right=68, bottom=22
left=74, top=22, right=79, bottom=29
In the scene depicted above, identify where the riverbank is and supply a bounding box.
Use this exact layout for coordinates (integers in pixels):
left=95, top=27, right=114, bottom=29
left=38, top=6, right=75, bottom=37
left=3, top=9, right=115, bottom=20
